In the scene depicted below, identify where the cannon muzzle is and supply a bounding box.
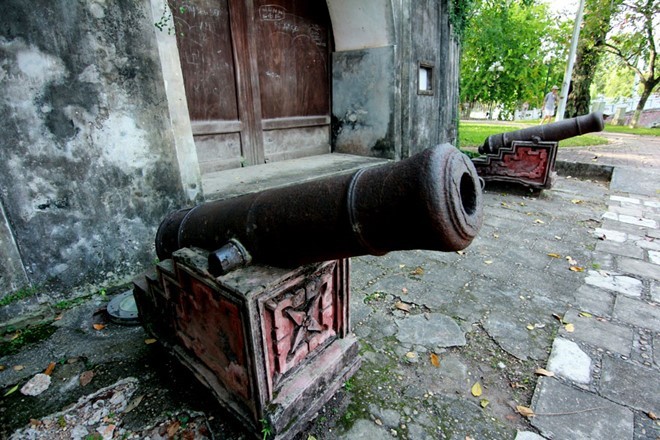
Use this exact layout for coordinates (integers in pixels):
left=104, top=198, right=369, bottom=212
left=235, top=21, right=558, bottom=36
left=479, top=112, right=605, bottom=155
left=156, top=144, right=483, bottom=275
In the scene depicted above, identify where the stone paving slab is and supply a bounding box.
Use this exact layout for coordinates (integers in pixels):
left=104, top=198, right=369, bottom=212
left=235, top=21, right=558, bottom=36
left=395, top=313, right=466, bottom=348
left=614, top=295, right=660, bottom=333
left=585, top=269, right=643, bottom=297
left=600, top=355, right=660, bottom=413
left=618, top=256, right=660, bottom=281
left=561, top=309, right=633, bottom=356
left=531, top=377, right=634, bottom=440
left=573, top=284, right=615, bottom=318
left=611, top=167, right=660, bottom=197
left=545, top=338, right=592, bottom=383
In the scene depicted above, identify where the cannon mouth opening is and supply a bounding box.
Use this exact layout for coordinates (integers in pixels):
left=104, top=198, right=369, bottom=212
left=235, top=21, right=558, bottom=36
left=459, top=172, right=478, bottom=216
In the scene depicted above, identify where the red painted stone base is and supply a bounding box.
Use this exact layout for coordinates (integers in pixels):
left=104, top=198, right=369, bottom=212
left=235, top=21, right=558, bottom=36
left=472, top=140, right=558, bottom=189
left=133, top=247, right=360, bottom=439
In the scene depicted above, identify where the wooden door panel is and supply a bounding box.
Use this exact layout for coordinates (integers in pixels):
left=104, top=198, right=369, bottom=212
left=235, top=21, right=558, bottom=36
left=263, top=126, right=330, bottom=163
left=172, top=0, right=331, bottom=174
left=195, top=133, right=243, bottom=173
left=173, top=0, right=239, bottom=122
left=255, top=1, right=330, bottom=119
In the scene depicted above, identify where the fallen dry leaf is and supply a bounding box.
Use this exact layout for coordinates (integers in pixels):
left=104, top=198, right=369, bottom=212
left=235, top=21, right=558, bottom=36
left=493, top=233, right=500, bottom=239
left=43, top=362, right=56, bottom=376
left=526, top=324, right=535, bottom=331
left=552, top=313, right=564, bottom=323
left=54, top=314, right=63, bottom=321
left=394, top=301, right=411, bottom=312
left=534, top=368, right=555, bottom=377
left=571, top=199, right=583, bottom=204
left=564, top=323, right=575, bottom=333
left=480, top=399, right=489, bottom=408
left=166, top=420, right=181, bottom=438
left=579, top=312, right=593, bottom=318
left=430, top=353, right=440, bottom=367
left=92, top=323, right=106, bottom=331
left=405, top=352, right=417, bottom=359
left=144, top=338, right=157, bottom=345
left=79, top=370, right=94, bottom=387
left=647, top=411, right=657, bottom=420
left=517, top=405, right=535, bottom=418
left=484, top=260, right=493, bottom=265
left=566, top=256, right=577, bottom=265
left=534, top=219, right=545, bottom=224
left=547, top=253, right=562, bottom=259
left=511, top=382, right=527, bottom=389
left=456, top=250, right=466, bottom=255
left=0, top=365, right=5, bottom=372
left=13, top=365, right=24, bottom=372
left=471, top=382, right=483, bottom=397
left=410, top=267, right=424, bottom=276
left=569, top=266, right=585, bottom=272
left=124, top=394, right=144, bottom=413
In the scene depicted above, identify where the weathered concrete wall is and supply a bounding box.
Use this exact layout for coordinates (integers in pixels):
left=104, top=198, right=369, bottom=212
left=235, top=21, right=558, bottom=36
left=332, top=47, right=398, bottom=160
left=0, top=0, right=184, bottom=294
left=329, top=0, right=459, bottom=160
left=402, top=0, right=460, bottom=158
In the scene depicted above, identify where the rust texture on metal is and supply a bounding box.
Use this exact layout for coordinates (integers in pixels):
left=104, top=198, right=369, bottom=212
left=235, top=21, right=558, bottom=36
left=156, top=143, right=483, bottom=274
left=478, top=112, right=605, bottom=155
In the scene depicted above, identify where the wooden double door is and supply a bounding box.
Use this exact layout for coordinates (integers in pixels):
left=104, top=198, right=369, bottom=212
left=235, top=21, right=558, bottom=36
left=172, top=0, right=332, bottom=174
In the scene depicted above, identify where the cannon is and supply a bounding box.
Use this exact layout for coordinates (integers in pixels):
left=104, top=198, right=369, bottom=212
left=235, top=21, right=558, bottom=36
left=472, top=112, right=605, bottom=189
left=156, top=143, right=484, bottom=275
left=479, top=112, right=605, bottom=155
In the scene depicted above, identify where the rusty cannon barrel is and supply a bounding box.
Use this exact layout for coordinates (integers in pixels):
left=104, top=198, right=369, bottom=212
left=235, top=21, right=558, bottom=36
left=156, top=143, right=484, bottom=275
left=479, top=112, right=605, bottom=155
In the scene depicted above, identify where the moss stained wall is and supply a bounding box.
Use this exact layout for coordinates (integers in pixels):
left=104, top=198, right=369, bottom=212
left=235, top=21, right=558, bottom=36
left=0, top=0, right=184, bottom=293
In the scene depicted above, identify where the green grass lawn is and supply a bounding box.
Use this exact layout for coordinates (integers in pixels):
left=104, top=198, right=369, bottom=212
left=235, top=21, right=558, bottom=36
left=602, top=124, right=660, bottom=136
left=458, top=121, right=608, bottom=149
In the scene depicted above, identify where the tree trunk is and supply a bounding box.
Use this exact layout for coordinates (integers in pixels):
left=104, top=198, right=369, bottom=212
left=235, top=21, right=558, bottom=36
left=564, top=0, right=622, bottom=118
left=629, top=79, right=660, bottom=128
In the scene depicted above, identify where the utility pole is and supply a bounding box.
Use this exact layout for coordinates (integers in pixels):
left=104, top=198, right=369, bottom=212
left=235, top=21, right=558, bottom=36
left=555, top=0, right=585, bottom=121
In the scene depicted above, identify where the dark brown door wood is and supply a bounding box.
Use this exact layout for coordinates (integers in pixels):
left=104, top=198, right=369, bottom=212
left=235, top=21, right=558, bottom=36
left=172, top=0, right=331, bottom=174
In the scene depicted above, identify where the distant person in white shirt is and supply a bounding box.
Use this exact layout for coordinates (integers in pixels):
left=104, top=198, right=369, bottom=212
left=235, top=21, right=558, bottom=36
left=540, top=86, right=559, bottom=124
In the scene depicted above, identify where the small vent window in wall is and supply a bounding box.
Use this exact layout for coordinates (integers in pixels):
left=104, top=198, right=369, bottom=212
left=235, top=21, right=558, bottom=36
left=418, top=63, right=433, bottom=95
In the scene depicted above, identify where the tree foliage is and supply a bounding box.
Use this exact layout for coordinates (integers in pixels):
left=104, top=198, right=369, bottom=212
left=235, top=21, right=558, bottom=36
left=564, top=0, right=624, bottom=118
left=591, top=52, right=636, bottom=99
left=460, top=0, right=566, bottom=119
left=602, top=0, right=660, bottom=127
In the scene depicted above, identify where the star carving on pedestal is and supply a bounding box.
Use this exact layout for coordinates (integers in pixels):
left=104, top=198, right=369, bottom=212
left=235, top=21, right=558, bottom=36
left=284, top=293, right=323, bottom=356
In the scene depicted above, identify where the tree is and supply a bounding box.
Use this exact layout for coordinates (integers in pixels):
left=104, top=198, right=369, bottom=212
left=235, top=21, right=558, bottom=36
left=591, top=52, right=636, bottom=99
left=460, top=0, right=564, bottom=119
left=603, top=0, right=660, bottom=127
left=564, top=0, right=624, bottom=118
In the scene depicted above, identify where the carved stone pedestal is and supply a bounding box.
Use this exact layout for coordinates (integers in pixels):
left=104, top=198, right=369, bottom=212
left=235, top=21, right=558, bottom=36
left=133, top=247, right=360, bottom=439
left=472, top=140, right=558, bottom=189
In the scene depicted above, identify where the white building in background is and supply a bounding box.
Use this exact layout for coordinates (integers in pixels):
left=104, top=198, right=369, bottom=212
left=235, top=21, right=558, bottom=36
left=591, top=93, right=660, bottom=115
